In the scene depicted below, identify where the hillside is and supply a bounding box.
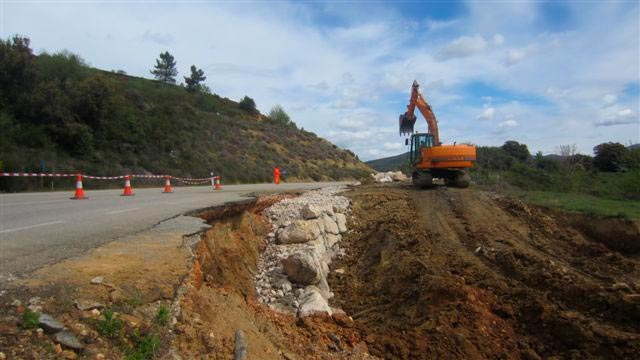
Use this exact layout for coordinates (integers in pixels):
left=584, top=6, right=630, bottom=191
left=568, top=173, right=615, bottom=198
left=0, top=37, right=371, bottom=191
left=365, top=152, right=408, bottom=172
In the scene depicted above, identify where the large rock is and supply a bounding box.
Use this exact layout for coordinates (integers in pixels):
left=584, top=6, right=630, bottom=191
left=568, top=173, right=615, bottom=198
left=277, top=220, right=321, bottom=244
left=326, top=233, right=341, bottom=248
left=54, top=330, right=84, bottom=350
left=335, top=213, right=347, bottom=233
left=282, top=251, right=323, bottom=285
left=39, top=313, right=65, bottom=333
left=298, top=287, right=332, bottom=317
left=322, top=215, right=340, bottom=235
left=301, top=204, right=322, bottom=220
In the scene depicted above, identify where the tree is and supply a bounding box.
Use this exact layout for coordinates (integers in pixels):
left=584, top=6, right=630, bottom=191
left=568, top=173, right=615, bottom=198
left=268, top=104, right=295, bottom=127
left=239, top=96, right=256, bottom=112
left=501, top=140, right=530, bottom=162
left=184, top=65, right=206, bottom=92
left=150, top=51, right=177, bottom=84
left=593, top=142, right=628, bottom=172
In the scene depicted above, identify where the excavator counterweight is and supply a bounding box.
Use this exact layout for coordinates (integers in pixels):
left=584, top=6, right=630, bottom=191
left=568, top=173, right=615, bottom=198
left=398, top=81, right=476, bottom=188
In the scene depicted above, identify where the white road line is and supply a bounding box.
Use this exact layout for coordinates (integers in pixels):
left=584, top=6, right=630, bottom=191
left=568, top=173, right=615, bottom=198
left=105, top=207, right=140, bottom=215
left=0, top=220, right=66, bottom=234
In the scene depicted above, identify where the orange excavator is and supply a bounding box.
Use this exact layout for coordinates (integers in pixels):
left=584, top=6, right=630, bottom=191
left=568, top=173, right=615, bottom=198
left=399, top=80, right=476, bottom=188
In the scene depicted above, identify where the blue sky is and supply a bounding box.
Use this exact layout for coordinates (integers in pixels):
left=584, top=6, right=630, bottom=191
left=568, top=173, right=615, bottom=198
left=2, top=0, right=639, bottom=160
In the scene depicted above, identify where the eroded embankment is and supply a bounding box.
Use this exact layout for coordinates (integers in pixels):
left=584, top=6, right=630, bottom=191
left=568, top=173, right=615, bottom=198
left=174, top=193, right=371, bottom=359
left=330, top=184, right=640, bottom=359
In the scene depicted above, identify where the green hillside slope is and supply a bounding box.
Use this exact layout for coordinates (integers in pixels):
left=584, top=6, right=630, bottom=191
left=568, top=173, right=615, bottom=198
left=0, top=37, right=371, bottom=191
left=365, top=152, right=409, bottom=172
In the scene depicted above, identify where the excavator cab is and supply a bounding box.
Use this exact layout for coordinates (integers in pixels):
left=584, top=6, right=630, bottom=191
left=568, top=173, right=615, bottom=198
left=408, top=133, right=435, bottom=164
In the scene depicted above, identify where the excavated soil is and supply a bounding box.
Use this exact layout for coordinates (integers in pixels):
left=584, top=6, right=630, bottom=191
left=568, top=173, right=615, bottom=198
left=330, top=184, right=640, bottom=359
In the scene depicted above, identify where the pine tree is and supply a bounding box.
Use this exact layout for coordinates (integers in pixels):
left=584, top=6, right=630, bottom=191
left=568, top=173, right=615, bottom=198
left=184, top=65, right=206, bottom=92
left=150, top=51, right=178, bottom=84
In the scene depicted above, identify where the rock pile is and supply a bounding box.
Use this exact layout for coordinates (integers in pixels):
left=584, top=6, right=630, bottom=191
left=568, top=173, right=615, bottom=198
left=256, top=186, right=350, bottom=317
left=371, top=171, right=408, bottom=183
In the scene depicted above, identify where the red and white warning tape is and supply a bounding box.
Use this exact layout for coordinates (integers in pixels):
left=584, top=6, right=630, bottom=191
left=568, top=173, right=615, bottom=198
left=1, top=172, right=218, bottom=184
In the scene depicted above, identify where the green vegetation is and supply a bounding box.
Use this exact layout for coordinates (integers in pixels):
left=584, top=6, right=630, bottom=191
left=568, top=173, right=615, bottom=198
left=97, top=309, right=123, bottom=338
left=21, top=309, right=40, bottom=329
left=365, top=152, right=410, bottom=172
left=472, top=140, right=640, bottom=218
left=184, top=65, right=206, bottom=93
left=125, top=330, right=161, bottom=360
left=150, top=51, right=177, bottom=84
left=154, top=305, right=170, bottom=326
left=514, top=190, right=640, bottom=219
left=0, top=35, right=370, bottom=192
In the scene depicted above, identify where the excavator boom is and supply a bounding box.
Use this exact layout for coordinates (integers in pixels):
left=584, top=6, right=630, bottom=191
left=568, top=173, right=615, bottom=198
left=399, top=81, right=440, bottom=145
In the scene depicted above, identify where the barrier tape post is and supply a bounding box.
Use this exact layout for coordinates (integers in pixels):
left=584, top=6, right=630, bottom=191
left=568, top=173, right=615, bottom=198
left=215, top=176, right=221, bottom=190
left=70, top=174, right=88, bottom=200
left=162, top=176, right=173, bottom=193
left=121, top=175, right=135, bottom=196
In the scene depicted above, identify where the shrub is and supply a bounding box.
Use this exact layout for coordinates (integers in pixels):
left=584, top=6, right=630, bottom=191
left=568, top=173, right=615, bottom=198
left=21, top=309, right=40, bottom=329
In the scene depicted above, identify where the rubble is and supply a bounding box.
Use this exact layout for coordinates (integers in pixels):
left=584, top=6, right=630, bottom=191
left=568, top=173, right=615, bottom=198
left=370, top=171, right=408, bottom=183
left=256, top=186, right=351, bottom=316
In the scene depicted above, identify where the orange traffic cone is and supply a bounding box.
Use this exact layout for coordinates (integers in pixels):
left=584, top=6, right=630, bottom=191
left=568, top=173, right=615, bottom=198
left=215, top=176, right=221, bottom=190
left=162, top=176, right=173, bottom=193
left=121, top=175, right=134, bottom=196
left=70, top=174, right=88, bottom=200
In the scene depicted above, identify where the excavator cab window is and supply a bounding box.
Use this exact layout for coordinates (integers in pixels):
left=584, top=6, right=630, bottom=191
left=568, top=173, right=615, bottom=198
left=409, top=133, right=434, bottom=164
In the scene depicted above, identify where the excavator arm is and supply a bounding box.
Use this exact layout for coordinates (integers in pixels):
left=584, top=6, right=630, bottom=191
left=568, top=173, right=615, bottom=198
left=399, top=81, right=440, bottom=145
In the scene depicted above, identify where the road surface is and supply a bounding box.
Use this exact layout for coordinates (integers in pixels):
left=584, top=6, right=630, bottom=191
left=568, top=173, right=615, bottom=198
left=0, top=182, right=346, bottom=282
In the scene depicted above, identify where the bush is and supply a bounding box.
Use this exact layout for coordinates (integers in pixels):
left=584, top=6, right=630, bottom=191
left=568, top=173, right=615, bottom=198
left=593, top=142, right=627, bottom=172
left=238, top=96, right=256, bottom=112
left=97, top=309, right=123, bottom=338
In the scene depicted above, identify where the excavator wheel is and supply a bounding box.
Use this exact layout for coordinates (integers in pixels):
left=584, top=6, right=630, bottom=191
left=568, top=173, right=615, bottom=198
left=412, top=171, right=434, bottom=189
left=453, top=171, right=470, bottom=188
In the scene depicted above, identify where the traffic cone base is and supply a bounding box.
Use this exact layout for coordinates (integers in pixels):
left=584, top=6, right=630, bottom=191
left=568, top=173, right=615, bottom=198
left=214, top=176, right=221, bottom=190
left=71, top=175, right=88, bottom=200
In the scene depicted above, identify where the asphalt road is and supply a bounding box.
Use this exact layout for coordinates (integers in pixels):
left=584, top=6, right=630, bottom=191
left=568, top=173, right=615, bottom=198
left=0, top=182, right=345, bottom=282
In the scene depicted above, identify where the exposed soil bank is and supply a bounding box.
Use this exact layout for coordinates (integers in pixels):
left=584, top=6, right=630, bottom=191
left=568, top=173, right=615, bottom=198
left=331, top=184, right=640, bottom=359
left=174, top=194, right=372, bottom=359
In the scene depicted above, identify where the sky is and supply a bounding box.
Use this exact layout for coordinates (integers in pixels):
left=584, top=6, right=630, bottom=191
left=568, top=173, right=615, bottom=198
left=2, top=0, right=639, bottom=161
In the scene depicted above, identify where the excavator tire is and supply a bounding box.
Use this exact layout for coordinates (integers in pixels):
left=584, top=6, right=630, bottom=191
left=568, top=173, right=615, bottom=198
left=454, top=171, right=470, bottom=188
left=412, top=171, right=434, bottom=189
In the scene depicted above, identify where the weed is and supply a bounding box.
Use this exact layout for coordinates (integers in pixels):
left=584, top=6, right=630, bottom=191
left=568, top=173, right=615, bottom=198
left=126, top=330, right=161, bottom=360
left=21, top=309, right=40, bottom=329
left=97, top=309, right=123, bottom=338
left=154, top=305, right=170, bottom=326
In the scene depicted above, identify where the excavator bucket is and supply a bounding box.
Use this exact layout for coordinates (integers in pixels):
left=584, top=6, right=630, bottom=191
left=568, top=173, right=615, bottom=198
left=399, top=113, right=417, bottom=136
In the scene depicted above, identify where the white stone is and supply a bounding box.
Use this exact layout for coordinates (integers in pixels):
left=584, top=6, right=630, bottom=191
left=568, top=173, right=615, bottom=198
left=335, top=213, right=347, bottom=233
left=301, top=204, right=322, bottom=219
left=277, top=220, right=321, bottom=244
left=282, top=251, right=323, bottom=285
left=322, top=215, right=340, bottom=235
left=298, top=287, right=332, bottom=317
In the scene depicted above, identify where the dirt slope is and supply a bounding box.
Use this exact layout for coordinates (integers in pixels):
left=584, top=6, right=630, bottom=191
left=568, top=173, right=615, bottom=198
left=331, top=184, right=640, bottom=359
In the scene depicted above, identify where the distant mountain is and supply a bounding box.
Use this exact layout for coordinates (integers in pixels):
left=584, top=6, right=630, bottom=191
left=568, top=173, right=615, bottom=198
left=366, top=152, right=409, bottom=172
left=629, top=144, right=640, bottom=150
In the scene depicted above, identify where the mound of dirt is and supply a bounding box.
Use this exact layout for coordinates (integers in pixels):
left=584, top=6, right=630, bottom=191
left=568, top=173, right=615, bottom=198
left=331, top=184, right=640, bottom=359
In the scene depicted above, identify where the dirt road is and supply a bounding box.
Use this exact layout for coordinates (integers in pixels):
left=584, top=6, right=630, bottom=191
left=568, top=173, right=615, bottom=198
left=332, top=184, right=640, bottom=359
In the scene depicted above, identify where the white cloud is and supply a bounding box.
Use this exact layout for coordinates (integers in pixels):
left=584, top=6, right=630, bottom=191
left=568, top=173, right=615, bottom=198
left=603, top=93, right=617, bottom=105
left=499, top=119, right=519, bottom=128
left=477, top=106, right=495, bottom=120
left=493, top=34, right=505, bottom=46
left=505, top=49, right=527, bottom=66
left=435, top=35, right=487, bottom=61
left=596, top=108, right=638, bottom=126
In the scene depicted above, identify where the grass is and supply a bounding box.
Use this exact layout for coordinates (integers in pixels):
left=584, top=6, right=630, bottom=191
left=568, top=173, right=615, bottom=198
left=512, top=190, right=640, bottom=219
left=97, top=309, right=123, bottom=338
left=21, top=309, right=40, bottom=329
left=154, top=305, right=170, bottom=326
left=125, top=330, right=161, bottom=360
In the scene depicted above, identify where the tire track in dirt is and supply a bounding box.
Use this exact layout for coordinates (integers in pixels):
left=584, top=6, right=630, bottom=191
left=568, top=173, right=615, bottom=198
left=332, top=184, right=640, bottom=359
